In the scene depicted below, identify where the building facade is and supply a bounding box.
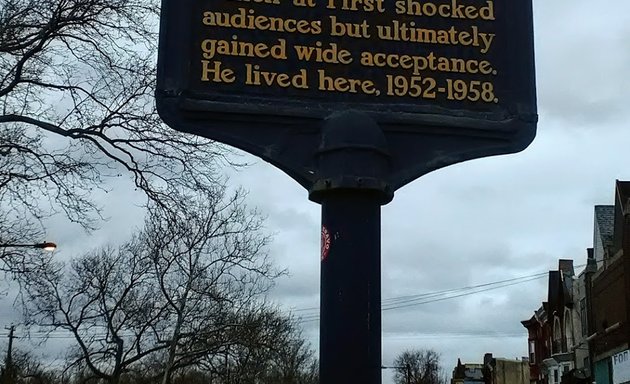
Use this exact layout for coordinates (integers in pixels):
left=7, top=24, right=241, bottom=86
left=483, top=353, right=530, bottom=384
left=522, top=305, right=552, bottom=384
left=522, top=258, right=593, bottom=384
left=451, top=359, right=484, bottom=384
left=451, top=355, right=529, bottom=384
left=587, top=181, right=630, bottom=384
left=522, top=180, right=630, bottom=384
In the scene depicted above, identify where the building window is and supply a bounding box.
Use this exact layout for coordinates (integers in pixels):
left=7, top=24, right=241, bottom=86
left=554, top=368, right=559, bottom=384
left=529, top=340, right=536, bottom=363
left=553, top=317, right=562, bottom=354
left=580, top=298, right=588, bottom=336
left=565, top=308, right=574, bottom=350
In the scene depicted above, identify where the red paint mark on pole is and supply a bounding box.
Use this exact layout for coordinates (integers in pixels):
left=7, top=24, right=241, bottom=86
left=321, top=225, right=331, bottom=261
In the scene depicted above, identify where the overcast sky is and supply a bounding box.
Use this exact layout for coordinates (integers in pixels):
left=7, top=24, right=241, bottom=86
left=2, top=0, right=630, bottom=382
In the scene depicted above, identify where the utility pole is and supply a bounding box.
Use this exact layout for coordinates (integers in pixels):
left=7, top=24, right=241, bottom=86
left=0, top=326, right=16, bottom=384
left=225, top=344, right=230, bottom=384
left=5, top=327, right=14, bottom=368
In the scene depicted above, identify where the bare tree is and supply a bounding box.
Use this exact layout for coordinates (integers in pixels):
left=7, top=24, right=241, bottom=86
left=0, top=184, right=49, bottom=278
left=0, top=0, right=229, bottom=271
left=393, top=349, right=448, bottom=384
left=2, top=348, right=59, bottom=384
left=26, top=242, right=164, bottom=384
left=0, top=314, right=317, bottom=384
left=263, top=322, right=318, bottom=384
left=23, top=187, right=279, bottom=384
left=142, top=188, right=281, bottom=384
left=213, top=307, right=317, bottom=384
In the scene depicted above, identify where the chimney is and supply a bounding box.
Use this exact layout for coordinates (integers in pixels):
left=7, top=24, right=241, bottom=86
left=559, top=259, right=574, bottom=277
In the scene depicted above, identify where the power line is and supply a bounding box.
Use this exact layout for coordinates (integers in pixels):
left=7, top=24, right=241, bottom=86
left=292, top=273, right=547, bottom=316
left=296, top=275, right=545, bottom=324
left=382, top=273, right=547, bottom=307
left=295, top=265, right=586, bottom=324
left=383, top=332, right=526, bottom=340
left=1, top=266, right=584, bottom=334
left=0, top=332, right=529, bottom=341
left=295, top=273, right=546, bottom=322
left=0, top=331, right=150, bottom=339
left=382, top=275, right=545, bottom=311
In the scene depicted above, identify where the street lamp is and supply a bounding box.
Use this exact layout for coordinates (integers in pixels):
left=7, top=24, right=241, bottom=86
left=0, top=242, right=57, bottom=251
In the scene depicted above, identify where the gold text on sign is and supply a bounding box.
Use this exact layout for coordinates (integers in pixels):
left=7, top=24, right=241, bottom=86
left=395, top=0, right=495, bottom=20
left=196, top=0, right=505, bottom=107
left=201, top=37, right=288, bottom=60
left=375, top=22, right=494, bottom=54
left=202, top=8, right=322, bottom=35
left=326, top=0, right=385, bottom=13
left=245, top=65, right=309, bottom=88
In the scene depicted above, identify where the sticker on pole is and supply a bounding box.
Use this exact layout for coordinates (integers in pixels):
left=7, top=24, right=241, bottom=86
left=321, top=226, right=331, bottom=261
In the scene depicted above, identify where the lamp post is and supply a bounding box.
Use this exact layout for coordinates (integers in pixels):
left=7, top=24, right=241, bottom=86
left=0, top=242, right=57, bottom=251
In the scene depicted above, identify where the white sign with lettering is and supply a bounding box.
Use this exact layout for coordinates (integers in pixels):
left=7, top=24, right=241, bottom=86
left=613, top=349, right=630, bottom=384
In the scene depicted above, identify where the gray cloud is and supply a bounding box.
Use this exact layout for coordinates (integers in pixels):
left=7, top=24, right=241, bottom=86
left=534, top=0, right=630, bottom=124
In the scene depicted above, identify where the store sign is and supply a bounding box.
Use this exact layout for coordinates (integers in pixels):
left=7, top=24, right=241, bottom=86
left=613, top=350, right=630, bottom=384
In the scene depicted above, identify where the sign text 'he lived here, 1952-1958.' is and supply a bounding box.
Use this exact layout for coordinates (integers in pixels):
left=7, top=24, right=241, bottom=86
left=192, top=0, right=505, bottom=111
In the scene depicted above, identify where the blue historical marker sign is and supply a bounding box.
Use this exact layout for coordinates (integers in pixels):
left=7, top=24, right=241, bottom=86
left=156, top=0, right=537, bottom=192
left=156, top=2, right=537, bottom=383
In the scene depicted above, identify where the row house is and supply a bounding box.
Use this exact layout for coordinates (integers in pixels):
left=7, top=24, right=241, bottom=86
left=521, top=259, right=592, bottom=384
left=522, top=304, right=551, bottom=383
left=450, top=354, right=529, bottom=384
left=451, top=359, right=485, bottom=384
left=522, top=180, right=630, bottom=384
left=588, top=181, right=630, bottom=384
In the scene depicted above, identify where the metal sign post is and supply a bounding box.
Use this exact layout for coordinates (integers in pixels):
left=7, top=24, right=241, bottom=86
left=156, top=0, right=538, bottom=382
left=310, top=112, right=390, bottom=383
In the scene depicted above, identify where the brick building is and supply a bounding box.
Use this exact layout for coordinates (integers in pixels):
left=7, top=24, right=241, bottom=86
left=522, top=180, right=630, bottom=384
left=587, top=181, right=630, bottom=384
left=521, top=260, right=585, bottom=384
left=522, top=304, right=551, bottom=384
